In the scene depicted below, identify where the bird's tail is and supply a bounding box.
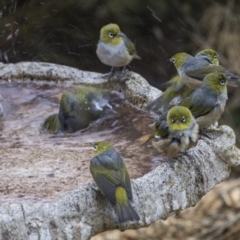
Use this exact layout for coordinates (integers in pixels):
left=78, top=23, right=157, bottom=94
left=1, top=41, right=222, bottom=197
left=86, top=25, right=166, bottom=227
left=115, top=187, right=140, bottom=223
left=133, top=54, right=141, bottom=60
left=225, top=71, right=239, bottom=87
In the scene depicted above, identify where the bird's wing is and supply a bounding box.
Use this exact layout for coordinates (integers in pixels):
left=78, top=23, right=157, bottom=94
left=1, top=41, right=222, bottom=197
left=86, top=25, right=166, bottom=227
left=186, top=64, right=225, bottom=80
left=155, top=112, right=169, bottom=137
left=90, top=150, right=128, bottom=205
left=180, top=88, right=216, bottom=118
left=120, top=162, right=132, bottom=200
left=224, top=70, right=240, bottom=80
left=109, top=150, right=132, bottom=200
left=122, top=34, right=136, bottom=55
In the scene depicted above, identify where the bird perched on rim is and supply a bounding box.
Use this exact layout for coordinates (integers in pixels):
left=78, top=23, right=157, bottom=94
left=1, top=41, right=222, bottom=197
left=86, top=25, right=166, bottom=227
left=147, top=49, right=220, bottom=113
left=152, top=106, right=199, bottom=157
left=90, top=141, right=140, bottom=223
left=96, top=23, right=141, bottom=77
left=59, top=86, right=112, bottom=132
left=170, top=52, right=239, bottom=89
left=179, top=72, right=228, bottom=129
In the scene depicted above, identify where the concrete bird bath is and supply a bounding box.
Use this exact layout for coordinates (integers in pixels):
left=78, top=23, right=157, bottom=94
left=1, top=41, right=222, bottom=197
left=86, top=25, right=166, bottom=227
left=0, top=62, right=239, bottom=240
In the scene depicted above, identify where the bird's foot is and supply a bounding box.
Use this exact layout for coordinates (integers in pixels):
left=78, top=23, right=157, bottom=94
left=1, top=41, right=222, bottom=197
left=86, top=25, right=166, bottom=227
left=181, top=150, right=189, bottom=156
left=107, top=67, right=122, bottom=81
left=118, top=66, right=131, bottom=81
left=91, top=184, right=99, bottom=192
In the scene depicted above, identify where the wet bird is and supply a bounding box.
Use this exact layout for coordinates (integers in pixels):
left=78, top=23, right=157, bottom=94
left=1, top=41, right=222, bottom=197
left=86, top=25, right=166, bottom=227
left=96, top=23, right=141, bottom=77
left=43, top=86, right=112, bottom=133
left=152, top=106, right=199, bottom=157
left=59, top=86, right=112, bottom=132
left=90, top=141, right=140, bottom=223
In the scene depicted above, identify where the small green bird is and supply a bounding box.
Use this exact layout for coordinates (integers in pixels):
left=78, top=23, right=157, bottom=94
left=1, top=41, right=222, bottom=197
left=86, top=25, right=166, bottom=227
left=195, top=48, right=219, bottom=65
left=152, top=106, right=199, bottom=157
left=42, top=113, right=61, bottom=133
left=170, top=52, right=239, bottom=89
left=147, top=49, right=220, bottom=113
left=59, top=86, right=112, bottom=132
left=179, top=72, right=228, bottom=129
left=96, top=23, right=141, bottom=75
left=146, top=75, right=192, bottom=113
left=90, top=141, right=140, bottom=223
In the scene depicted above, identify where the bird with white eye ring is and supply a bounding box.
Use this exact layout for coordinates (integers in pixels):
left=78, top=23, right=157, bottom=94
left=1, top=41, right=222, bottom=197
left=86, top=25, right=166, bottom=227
left=152, top=106, right=199, bottom=158
left=179, top=72, right=228, bottom=130
left=96, top=23, right=141, bottom=78
left=169, top=52, right=240, bottom=89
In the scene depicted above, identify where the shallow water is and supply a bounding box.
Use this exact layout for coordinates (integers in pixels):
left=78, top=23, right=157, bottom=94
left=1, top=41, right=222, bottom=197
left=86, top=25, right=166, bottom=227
left=0, top=81, right=166, bottom=203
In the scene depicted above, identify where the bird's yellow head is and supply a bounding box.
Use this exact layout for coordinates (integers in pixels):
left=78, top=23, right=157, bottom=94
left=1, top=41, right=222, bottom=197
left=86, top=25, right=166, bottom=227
left=203, top=72, right=227, bottom=94
left=169, top=53, right=192, bottom=70
left=167, top=106, right=193, bottom=131
left=42, top=114, right=60, bottom=133
left=99, top=23, right=123, bottom=46
left=196, top=49, right=219, bottom=65
left=92, top=141, right=114, bottom=155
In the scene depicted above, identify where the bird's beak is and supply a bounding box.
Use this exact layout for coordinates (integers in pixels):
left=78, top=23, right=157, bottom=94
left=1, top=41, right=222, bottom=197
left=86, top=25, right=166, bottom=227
left=117, top=32, right=124, bottom=37
left=176, top=120, right=180, bottom=124
left=168, top=58, right=173, bottom=62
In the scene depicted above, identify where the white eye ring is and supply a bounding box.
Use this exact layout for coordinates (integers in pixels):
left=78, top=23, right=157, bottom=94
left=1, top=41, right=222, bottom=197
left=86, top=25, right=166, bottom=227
left=220, top=80, right=225, bottom=86
left=93, top=145, right=98, bottom=151
left=182, top=116, right=186, bottom=122
left=171, top=58, right=176, bottom=64
left=109, top=32, right=114, bottom=38
left=214, top=55, right=218, bottom=60
left=171, top=118, right=175, bottom=123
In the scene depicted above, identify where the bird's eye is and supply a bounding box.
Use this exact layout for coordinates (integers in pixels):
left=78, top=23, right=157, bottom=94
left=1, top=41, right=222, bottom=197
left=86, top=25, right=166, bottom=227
left=109, top=32, right=114, bottom=38
left=182, top=116, right=186, bottom=122
left=214, top=55, right=218, bottom=60
left=93, top=145, right=98, bottom=151
left=171, top=118, right=175, bottom=123
left=171, top=58, right=176, bottom=64
left=220, top=80, right=225, bottom=86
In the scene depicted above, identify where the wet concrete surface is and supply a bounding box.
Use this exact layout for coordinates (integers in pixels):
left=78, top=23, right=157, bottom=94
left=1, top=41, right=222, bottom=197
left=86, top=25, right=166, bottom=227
left=0, top=81, right=167, bottom=203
